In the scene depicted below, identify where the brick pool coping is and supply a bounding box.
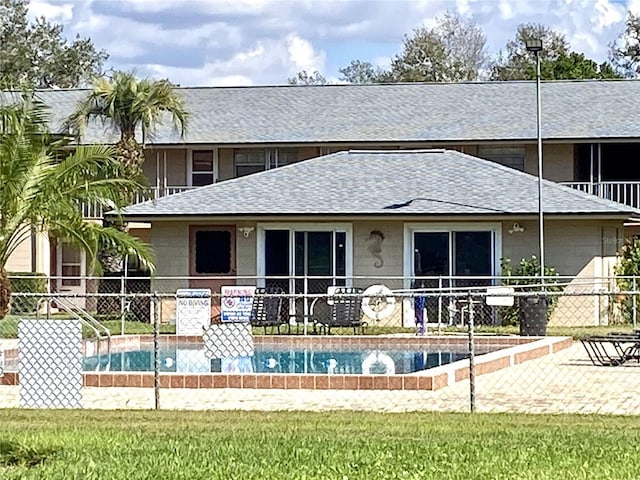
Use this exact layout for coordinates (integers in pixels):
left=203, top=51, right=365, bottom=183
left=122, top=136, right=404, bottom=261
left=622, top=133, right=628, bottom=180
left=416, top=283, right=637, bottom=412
left=1, top=334, right=573, bottom=391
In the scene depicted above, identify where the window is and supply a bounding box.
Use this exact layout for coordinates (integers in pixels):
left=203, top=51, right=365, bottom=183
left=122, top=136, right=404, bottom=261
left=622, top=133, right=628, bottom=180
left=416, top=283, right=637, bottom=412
left=235, top=149, right=267, bottom=177
left=61, top=244, right=82, bottom=287
left=477, top=146, right=525, bottom=171
left=191, top=150, right=215, bottom=186
left=234, top=148, right=299, bottom=177
left=194, top=230, right=232, bottom=274
left=268, top=148, right=297, bottom=169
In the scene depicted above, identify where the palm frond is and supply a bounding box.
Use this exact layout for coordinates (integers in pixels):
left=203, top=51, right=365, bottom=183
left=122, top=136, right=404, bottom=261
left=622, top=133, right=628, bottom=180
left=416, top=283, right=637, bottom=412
left=0, top=88, right=157, bottom=274
left=67, top=70, right=187, bottom=145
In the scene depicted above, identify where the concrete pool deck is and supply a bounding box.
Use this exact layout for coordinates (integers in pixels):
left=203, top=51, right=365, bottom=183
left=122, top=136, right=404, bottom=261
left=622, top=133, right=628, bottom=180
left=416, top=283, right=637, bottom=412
left=1, top=341, right=639, bottom=414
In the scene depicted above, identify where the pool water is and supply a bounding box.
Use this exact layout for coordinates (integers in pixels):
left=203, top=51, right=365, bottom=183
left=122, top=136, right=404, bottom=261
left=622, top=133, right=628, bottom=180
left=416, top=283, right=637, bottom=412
left=84, top=345, right=471, bottom=375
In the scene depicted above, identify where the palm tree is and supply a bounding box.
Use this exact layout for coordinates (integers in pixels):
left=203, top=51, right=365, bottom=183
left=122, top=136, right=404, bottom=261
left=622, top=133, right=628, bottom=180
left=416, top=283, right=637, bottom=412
left=67, top=70, right=187, bottom=176
left=0, top=90, right=155, bottom=318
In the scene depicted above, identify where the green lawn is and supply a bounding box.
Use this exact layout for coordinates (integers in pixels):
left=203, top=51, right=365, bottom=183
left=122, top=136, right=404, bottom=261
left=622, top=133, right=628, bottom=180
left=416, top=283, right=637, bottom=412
left=1, top=410, right=640, bottom=479
left=1, top=314, right=636, bottom=339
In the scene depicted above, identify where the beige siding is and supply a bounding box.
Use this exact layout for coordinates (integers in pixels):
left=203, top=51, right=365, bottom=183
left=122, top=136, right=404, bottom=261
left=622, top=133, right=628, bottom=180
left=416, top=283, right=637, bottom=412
left=166, top=149, right=187, bottom=185
left=501, top=219, right=620, bottom=277
left=352, top=221, right=403, bottom=288
left=218, top=148, right=234, bottom=181
left=352, top=220, right=405, bottom=327
left=460, top=145, right=478, bottom=156
left=541, top=144, right=574, bottom=182
left=236, top=223, right=257, bottom=284
left=502, top=219, right=623, bottom=326
left=150, top=222, right=189, bottom=279
left=150, top=221, right=189, bottom=323
left=524, top=143, right=574, bottom=182
left=6, top=230, right=51, bottom=274
left=298, top=146, right=319, bottom=161
left=143, top=149, right=187, bottom=186
left=5, top=236, right=33, bottom=272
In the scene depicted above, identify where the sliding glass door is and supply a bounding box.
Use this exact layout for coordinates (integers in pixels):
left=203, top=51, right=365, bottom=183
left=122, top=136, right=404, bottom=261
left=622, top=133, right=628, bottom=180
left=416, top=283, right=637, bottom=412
left=413, top=230, right=494, bottom=280
left=261, top=226, right=350, bottom=295
left=409, top=226, right=498, bottom=326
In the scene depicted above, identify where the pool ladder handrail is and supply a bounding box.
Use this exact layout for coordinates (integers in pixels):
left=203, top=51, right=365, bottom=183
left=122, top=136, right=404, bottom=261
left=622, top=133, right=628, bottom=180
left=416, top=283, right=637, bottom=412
left=37, top=297, right=111, bottom=370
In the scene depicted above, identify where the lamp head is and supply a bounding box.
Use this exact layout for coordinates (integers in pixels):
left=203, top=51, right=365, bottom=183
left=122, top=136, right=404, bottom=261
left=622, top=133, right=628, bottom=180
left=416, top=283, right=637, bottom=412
left=525, top=38, right=543, bottom=52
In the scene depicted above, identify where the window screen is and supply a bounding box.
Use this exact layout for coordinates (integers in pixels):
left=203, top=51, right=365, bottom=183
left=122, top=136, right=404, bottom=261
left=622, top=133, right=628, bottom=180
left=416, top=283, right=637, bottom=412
left=192, top=150, right=215, bottom=186
left=477, top=146, right=526, bottom=171
left=194, top=230, right=231, bottom=274
left=235, top=149, right=266, bottom=177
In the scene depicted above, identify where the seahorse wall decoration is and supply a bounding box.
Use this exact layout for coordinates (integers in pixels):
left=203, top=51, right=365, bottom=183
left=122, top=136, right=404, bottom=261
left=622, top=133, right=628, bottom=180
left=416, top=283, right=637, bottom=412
left=367, top=230, right=385, bottom=268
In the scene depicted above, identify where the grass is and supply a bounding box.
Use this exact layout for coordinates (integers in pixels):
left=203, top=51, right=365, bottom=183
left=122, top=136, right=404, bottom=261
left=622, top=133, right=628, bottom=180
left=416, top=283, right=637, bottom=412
left=440, top=324, right=638, bottom=339
left=1, top=314, right=636, bottom=340
left=0, top=316, right=176, bottom=338
left=0, top=410, right=640, bottom=479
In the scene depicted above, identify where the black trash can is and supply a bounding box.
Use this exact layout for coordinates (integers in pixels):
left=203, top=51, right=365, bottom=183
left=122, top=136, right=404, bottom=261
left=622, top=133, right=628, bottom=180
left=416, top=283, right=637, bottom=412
left=519, top=296, right=549, bottom=336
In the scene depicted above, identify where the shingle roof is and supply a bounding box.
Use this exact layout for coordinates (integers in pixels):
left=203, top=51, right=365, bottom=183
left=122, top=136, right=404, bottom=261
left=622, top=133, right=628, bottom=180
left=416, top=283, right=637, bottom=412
left=20, top=79, right=640, bottom=144
left=120, top=149, right=637, bottom=218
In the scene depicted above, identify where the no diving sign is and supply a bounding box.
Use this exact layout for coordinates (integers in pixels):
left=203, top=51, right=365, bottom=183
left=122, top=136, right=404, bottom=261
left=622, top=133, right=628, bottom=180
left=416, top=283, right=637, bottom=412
left=176, top=289, right=211, bottom=335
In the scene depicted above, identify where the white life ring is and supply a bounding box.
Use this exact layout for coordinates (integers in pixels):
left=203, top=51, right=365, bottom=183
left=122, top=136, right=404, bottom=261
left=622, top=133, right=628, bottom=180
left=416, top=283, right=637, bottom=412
left=362, top=351, right=396, bottom=375
left=361, top=284, right=396, bottom=320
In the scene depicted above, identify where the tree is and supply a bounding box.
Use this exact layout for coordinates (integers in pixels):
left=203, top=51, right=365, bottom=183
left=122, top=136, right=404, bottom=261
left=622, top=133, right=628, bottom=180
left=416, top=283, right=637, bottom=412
left=386, top=12, right=488, bottom=82
left=542, top=52, right=620, bottom=80
left=610, top=12, right=640, bottom=78
left=287, top=70, right=327, bottom=85
left=490, top=23, right=620, bottom=80
left=0, top=91, right=155, bottom=318
left=338, top=60, right=387, bottom=84
left=67, top=71, right=188, bottom=177
left=0, top=0, right=108, bottom=88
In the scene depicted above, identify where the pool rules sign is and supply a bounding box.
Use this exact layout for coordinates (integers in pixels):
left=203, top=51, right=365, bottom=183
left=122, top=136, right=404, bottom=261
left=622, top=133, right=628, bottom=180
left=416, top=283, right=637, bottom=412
left=176, top=289, right=211, bottom=335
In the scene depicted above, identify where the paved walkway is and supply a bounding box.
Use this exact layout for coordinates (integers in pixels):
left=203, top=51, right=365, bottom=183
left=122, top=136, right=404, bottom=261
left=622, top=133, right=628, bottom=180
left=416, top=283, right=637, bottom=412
left=1, top=342, right=639, bottom=414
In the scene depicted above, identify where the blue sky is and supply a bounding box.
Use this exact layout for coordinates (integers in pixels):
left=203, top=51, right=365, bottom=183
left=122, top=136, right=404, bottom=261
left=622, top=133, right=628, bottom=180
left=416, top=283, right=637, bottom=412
left=28, top=0, right=639, bottom=86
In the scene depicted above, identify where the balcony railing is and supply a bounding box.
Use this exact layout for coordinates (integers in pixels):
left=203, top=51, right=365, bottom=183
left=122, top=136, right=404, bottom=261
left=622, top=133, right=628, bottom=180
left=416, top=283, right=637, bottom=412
left=81, top=186, right=198, bottom=219
left=560, top=181, right=640, bottom=210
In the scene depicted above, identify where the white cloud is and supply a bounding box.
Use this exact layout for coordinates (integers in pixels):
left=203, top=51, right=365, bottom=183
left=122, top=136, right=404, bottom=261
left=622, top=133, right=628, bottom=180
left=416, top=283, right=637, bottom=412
left=286, top=34, right=326, bottom=73
left=28, top=1, right=74, bottom=23
left=134, top=34, right=326, bottom=86
left=498, top=0, right=514, bottom=19
left=594, top=0, right=625, bottom=29
left=30, top=0, right=640, bottom=86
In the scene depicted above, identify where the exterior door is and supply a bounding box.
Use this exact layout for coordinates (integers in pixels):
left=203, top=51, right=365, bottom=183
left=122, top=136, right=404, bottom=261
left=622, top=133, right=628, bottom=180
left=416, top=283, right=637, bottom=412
left=56, top=242, right=86, bottom=307
left=294, top=231, right=346, bottom=295
left=411, top=229, right=495, bottom=325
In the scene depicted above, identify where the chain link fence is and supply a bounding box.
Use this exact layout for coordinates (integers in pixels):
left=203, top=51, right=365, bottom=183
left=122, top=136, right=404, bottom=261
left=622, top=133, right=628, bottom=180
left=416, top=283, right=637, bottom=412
left=1, top=275, right=639, bottom=413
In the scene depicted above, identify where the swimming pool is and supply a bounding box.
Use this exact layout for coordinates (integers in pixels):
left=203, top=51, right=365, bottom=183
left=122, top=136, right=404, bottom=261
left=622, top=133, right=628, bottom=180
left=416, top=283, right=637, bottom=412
left=84, top=344, right=472, bottom=375
left=0, top=335, right=573, bottom=391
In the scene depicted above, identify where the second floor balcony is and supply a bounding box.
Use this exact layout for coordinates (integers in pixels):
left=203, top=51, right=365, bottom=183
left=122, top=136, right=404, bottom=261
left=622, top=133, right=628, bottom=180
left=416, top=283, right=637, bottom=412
left=82, top=186, right=199, bottom=219
left=561, top=181, right=640, bottom=211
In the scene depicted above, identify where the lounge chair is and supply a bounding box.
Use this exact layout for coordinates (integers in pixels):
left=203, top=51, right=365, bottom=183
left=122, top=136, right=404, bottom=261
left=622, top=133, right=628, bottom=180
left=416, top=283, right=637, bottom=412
left=580, top=331, right=640, bottom=366
left=313, top=287, right=366, bottom=335
left=250, top=287, right=290, bottom=334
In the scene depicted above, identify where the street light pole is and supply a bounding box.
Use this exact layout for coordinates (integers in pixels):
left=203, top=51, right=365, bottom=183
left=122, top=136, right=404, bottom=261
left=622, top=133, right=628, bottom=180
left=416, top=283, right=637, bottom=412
left=526, top=38, right=545, bottom=285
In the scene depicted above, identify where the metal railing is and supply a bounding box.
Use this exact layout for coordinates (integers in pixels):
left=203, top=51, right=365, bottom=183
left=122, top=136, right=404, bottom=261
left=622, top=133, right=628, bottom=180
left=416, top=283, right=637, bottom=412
left=561, top=181, right=640, bottom=209
left=37, top=296, right=111, bottom=361
left=80, top=185, right=198, bottom=219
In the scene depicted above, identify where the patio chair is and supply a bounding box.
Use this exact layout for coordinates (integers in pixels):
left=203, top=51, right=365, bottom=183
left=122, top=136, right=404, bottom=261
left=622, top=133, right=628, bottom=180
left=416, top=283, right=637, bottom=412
left=250, top=287, right=290, bottom=334
left=313, top=287, right=367, bottom=335
left=580, top=331, right=640, bottom=366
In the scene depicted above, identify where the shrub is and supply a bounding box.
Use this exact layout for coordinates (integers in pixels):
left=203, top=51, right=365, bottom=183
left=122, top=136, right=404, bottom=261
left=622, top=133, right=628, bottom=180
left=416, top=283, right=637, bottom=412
left=613, top=237, right=640, bottom=321
left=8, top=272, right=48, bottom=314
